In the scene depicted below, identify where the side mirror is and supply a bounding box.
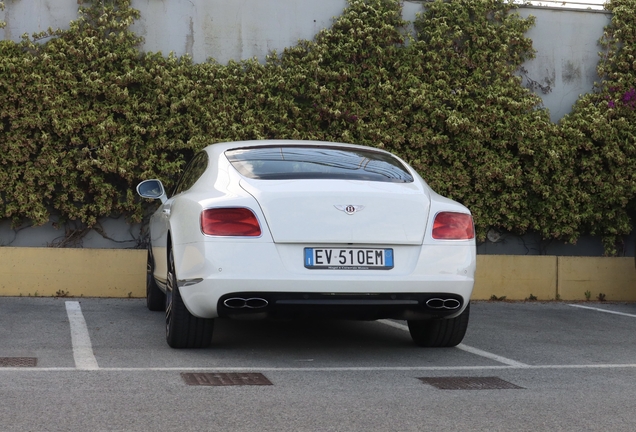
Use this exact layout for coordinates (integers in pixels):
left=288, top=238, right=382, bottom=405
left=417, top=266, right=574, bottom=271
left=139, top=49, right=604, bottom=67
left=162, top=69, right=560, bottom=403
left=137, top=179, right=167, bottom=204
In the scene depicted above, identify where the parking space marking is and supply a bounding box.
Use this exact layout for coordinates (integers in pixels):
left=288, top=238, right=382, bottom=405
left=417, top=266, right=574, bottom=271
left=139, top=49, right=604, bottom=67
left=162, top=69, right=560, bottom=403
left=2, top=363, right=636, bottom=373
left=377, top=319, right=529, bottom=367
left=569, top=304, right=636, bottom=318
left=3, top=304, right=629, bottom=373
left=455, top=344, right=529, bottom=367
left=65, top=301, right=99, bottom=370
left=377, top=318, right=412, bottom=332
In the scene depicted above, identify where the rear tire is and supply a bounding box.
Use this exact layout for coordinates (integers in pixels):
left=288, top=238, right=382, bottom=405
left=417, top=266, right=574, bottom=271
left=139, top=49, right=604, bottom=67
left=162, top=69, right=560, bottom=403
left=407, top=303, right=470, bottom=347
left=146, top=248, right=165, bottom=312
left=165, top=248, right=214, bottom=348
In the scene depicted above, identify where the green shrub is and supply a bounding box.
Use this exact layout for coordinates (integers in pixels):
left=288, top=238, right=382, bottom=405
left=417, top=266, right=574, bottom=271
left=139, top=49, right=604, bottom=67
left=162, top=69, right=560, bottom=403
left=1, top=0, right=636, bottom=254
left=0, top=1, right=202, bottom=225
left=556, top=0, right=636, bottom=254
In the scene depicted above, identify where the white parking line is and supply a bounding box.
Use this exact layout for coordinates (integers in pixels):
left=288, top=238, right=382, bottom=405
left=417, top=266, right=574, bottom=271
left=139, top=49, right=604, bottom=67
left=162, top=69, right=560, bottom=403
left=569, top=304, right=636, bottom=318
left=377, top=319, right=411, bottom=332
left=377, top=319, right=529, bottom=367
left=65, top=301, right=99, bottom=370
left=455, top=344, right=529, bottom=367
left=2, top=364, right=636, bottom=372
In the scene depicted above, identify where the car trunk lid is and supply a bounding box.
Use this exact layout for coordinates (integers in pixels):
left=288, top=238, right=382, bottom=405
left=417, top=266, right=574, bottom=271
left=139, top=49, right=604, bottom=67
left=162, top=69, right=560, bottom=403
left=239, top=178, right=429, bottom=245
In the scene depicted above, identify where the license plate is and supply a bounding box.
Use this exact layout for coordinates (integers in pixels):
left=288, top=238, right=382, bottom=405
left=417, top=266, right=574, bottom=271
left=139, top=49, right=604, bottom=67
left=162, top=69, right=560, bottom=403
left=304, top=248, right=394, bottom=270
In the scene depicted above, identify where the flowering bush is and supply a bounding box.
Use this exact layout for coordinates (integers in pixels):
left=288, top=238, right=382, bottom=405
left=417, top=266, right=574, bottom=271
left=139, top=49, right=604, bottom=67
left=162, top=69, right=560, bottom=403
left=557, top=0, right=636, bottom=254
left=0, top=0, right=636, bottom=254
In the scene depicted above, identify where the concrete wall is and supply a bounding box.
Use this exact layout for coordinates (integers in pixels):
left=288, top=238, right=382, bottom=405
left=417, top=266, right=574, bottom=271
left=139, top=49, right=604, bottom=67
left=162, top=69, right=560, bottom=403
left=476, top=230, right=636, bottom=257
left=0, top=1, right=611, bottom=124
left=0, top=217, right=142, bottom=249
left=0, top=0, right=348, bottom=64
left=131, top=0, right=346, bottom=65
left=516, top=7, right=611, bottom=122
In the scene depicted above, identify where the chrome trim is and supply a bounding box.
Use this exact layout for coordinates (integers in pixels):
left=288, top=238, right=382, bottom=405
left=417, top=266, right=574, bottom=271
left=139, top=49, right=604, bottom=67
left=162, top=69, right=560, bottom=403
left=334, top=205, right=365, bottom=215
left=223, top=297, right=269, bottom=309
left=425, top=298, right=461, bottom=310
left=178, top=278, right=204, bottom=287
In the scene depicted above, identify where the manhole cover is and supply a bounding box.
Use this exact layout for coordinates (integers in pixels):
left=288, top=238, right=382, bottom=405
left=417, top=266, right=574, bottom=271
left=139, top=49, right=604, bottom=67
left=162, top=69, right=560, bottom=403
left=419, top=376, right=523, bottom=390
left=181, top=373, right=273, bottom=386
left=0, top=357, right=37, bottom=367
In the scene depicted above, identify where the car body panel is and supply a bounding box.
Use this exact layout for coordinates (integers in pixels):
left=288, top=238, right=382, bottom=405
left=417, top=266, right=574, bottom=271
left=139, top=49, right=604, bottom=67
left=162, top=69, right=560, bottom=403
left=141, top=140, right=476, bottom=321
left=239, top=178, right=429, bottom=244
left=173, top=240, right=474, bottom=319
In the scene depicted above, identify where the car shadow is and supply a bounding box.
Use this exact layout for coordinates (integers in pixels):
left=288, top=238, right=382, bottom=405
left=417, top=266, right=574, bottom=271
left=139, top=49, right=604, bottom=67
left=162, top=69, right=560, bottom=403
left=211, top=318, right=413, bottom=350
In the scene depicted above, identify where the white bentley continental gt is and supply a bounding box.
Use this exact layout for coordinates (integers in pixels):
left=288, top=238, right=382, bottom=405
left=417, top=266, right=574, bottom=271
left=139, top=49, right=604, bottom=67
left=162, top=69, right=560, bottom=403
left=137, top=140, right=476, bottom=349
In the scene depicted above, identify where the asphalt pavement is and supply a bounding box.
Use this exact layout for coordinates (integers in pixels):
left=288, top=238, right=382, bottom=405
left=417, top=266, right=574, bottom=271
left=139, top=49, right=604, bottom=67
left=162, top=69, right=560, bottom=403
left=1, top=298, right=635, bottom=431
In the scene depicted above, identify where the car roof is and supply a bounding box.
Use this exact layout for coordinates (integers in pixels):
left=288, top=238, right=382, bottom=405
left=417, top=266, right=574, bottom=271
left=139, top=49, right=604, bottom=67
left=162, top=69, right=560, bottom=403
left=202, top=140, right=395, bottom=155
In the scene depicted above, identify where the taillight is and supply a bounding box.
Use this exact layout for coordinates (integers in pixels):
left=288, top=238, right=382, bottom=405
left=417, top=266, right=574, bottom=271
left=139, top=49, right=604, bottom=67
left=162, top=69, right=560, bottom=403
left=432, top=212, right=474, bottom=240
left=201, top=208, right=262, bottom=236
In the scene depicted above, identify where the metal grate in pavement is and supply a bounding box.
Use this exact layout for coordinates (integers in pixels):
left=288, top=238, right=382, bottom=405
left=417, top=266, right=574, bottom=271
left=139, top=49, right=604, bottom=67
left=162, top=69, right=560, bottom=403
left=0, top=357, right=37, bottom=367
left=418, top=376, right=523, bottom=390
left=182, top=372, right=273, bottom=386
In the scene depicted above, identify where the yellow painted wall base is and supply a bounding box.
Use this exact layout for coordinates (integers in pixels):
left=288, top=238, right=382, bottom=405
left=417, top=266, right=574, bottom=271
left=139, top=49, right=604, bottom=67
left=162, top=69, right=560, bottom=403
left=0, top=249, right=634, bottom=301
left=0, top=247, right=145, bottom=298
left=475, top=255, right=636, bottom=301
left=557, top=257, right=636, bottom=302
left=473, top=255, right=557, bottom=301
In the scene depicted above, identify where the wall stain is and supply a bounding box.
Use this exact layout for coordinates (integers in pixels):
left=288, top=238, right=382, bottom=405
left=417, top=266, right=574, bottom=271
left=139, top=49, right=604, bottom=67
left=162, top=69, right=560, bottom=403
left=562, top=60, right=582, bottom=84
left=185, top=16, right=194, bottom=56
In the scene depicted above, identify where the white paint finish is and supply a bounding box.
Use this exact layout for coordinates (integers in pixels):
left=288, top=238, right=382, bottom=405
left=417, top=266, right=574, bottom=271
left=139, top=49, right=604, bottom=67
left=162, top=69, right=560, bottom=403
left=65, top=301, right=99, bottom=371
left=569, top=304, right=636, bottom=318
left=179, top=246, right=474, bottom=318
left=144, top=141, right=474, bottom=318
left=240, top=178, right=429, bottom=244
left=377, top=319, right=529, bottom=367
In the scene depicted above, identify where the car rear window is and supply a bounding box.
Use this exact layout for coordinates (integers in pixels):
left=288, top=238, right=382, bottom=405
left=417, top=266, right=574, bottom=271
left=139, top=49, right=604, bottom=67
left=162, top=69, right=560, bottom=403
left=225, top=146, right=414, bottom=183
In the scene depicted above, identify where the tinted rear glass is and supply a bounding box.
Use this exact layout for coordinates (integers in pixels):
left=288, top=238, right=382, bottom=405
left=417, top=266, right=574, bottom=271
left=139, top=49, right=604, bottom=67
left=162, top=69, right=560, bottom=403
left=225, top=146, right=414, bottom=183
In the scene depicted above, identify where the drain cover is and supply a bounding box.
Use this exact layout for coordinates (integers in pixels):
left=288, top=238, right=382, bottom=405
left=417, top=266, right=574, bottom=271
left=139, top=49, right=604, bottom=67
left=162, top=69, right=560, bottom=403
left=0, top=357, right=37, bottom=367
left=419, top=376, right=523, bottom=390
left=182, top=372, right=273, bottom=386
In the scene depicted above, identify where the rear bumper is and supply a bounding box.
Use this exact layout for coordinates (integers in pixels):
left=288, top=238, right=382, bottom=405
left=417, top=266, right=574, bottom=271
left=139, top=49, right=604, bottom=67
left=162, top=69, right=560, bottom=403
left=217, top=292, right=466, bottom=320
left=172, top=241, right=475, bottom=319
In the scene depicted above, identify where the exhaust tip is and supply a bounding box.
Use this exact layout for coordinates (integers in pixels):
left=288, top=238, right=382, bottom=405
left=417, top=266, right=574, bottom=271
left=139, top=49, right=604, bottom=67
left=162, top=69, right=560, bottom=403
left=426, top=298, right=461, bottom=310
left=223, top=297, right=269, bottom=309
left=245, top=298, right=268, bottom=309
left=224, top=298, right=247, bottom=309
